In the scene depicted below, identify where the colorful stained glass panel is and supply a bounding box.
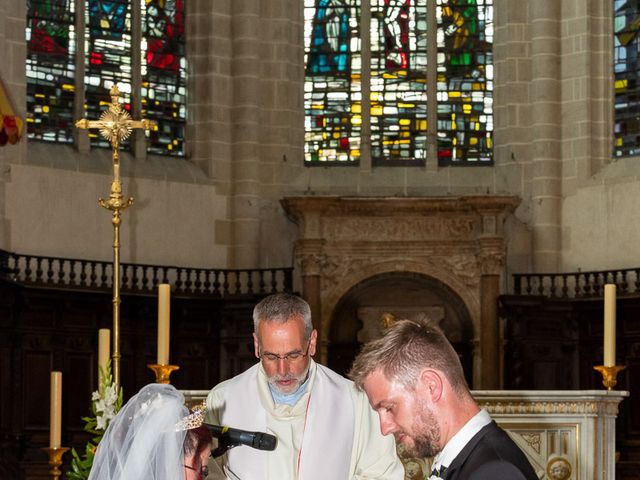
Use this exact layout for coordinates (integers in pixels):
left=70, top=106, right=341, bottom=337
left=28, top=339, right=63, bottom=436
left=304, top=0, right=361, bottom=163
left=370, top=0, right=428, bottom=163
left=85, top=0, right=132, bottom=149
left=142, top=0, right=187, bottom=156
left=614, top=0, right=640, bottom=157
left=26, top=0, right=76, bottom=143
left=436, top=0, right=493, bottom=165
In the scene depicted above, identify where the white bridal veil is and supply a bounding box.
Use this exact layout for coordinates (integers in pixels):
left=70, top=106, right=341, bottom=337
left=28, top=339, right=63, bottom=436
left=88, top=383, right=188, bottom=480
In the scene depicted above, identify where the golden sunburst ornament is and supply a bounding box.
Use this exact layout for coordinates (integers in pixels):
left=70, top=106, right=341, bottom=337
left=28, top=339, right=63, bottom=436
left=99, top=109, right=132, bottom=144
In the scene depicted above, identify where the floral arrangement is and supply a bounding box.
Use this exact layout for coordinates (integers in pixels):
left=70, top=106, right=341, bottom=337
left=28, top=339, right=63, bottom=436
left=67, top=364, right=123, bottom=480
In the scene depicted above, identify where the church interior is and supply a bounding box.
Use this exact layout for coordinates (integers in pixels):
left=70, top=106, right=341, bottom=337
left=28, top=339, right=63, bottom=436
left=1, top=0, right=639, bottom=478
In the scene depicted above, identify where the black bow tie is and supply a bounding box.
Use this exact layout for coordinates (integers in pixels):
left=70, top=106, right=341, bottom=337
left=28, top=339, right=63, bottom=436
left=430, top=465, right=448, bottom=479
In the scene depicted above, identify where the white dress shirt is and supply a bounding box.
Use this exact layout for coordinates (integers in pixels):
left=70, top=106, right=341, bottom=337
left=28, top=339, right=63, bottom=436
left=430, top=409, right=492, bottom=475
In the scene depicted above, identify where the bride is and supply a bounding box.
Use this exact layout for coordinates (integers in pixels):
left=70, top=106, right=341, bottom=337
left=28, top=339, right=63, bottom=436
left=88, top=383, right=212, bottom=480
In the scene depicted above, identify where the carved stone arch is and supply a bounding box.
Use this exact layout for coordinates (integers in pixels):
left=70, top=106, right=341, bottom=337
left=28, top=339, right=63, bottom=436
left=282, top=195, right=520, bottom=388
left=324, top=269, right=476, bottom=386
left=320, top=258, right=481, bottom=345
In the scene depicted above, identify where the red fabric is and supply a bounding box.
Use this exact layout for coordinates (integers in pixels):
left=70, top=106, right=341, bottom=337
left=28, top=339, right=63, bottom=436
left=0, top=115, right=22, bottom=145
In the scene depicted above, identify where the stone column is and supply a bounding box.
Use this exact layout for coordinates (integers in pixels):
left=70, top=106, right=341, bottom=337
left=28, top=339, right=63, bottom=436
left=530, top=0, right=561, bottom=272
left=296, top=240, right=325, bottom=363
left=229, top=0, right=262, bottom=268
left=478, top=229, right=507, bottom=389
left=301, top=259, right=322, bottom=345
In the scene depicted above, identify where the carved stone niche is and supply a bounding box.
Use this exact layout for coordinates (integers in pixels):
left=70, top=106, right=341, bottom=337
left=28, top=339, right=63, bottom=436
left=281, top=195, right=520, bottom=387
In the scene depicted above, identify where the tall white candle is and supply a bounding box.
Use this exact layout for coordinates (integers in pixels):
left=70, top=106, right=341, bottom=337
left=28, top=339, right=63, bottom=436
left=98, top=328, right=110, bottom=378
left=49, top=371, right=62, bottom=448
left=157, top=284, right=171, bottom=365
left=603, top=284, right=617, bottom=367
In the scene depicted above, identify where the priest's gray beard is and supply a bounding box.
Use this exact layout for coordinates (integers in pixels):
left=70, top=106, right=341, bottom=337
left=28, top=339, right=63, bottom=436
left=267, top=364, right=310, bottom=396
left=405, top=398, right=441, bottom=458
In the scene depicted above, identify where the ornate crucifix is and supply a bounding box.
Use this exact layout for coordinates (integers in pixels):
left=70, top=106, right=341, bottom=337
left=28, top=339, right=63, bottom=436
left=76, top=85, right=155, bottom=389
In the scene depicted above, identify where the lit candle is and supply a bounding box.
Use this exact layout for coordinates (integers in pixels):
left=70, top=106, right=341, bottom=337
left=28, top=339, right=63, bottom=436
left=157, top=284, right=171, bottom=365
left=604, top=284, right=617, bottom=367
left=98, top=329, right=110, bottom=378
left=49, top=371, right=62, bottom=449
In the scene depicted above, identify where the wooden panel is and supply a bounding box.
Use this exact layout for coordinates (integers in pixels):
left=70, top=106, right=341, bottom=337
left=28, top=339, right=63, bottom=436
left=500, top=294, right=640, bottom=479
left=22, top=350, right=51, bottom=430
left=0, top=280, right=266, bottom=477
left=65, top=351, right=94, bottom=431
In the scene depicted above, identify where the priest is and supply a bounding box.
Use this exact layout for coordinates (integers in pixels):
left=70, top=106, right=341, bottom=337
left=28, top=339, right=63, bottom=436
left=205, top=293, right=404, bottom=479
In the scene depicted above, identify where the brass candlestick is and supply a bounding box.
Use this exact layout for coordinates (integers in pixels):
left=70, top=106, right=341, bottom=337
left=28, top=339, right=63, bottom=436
left=594, top=365, right=626, bottom=390
left=42, top=447, right=69, bottom=480
left=147, top=364, right=180, bottom=384
left=76, top=85, right=155, bottom=389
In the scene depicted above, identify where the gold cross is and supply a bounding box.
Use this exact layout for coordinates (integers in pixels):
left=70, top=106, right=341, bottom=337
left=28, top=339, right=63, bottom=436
left=74, top=84, right=155, bottom=389
left=76, top=84, right=154, bottom=150
left=75, top=84, right=156, bottom=210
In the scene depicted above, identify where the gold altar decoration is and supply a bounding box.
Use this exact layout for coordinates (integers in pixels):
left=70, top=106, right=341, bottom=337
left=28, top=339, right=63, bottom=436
left=594, top=365, right=626, bottom=391
left=380, top=312, right=396, bottom=330
left=43, top=446, right=70, bottom=480
left=76, top=85, right=155, bottom=388
left=546, top=456, right=572, bottom=480
left=147, top=363, right=180, bottom=384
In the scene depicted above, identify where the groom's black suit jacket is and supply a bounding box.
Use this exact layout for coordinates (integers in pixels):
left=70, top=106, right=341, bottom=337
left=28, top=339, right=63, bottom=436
left=443, top=421, right=538, bottom=480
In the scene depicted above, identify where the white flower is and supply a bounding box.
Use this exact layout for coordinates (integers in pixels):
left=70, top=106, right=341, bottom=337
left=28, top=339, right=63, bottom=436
left=104, top=384, right=118, bottom=405
left=92, top=380, right=120, bottom=432
left=96, top=413, right=108, bottom=430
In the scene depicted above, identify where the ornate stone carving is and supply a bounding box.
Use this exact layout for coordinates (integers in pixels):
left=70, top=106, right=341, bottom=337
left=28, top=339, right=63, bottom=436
left=320, top=256, right=369, bottom=288
left=482, top=214, right=497, bottom=235
left=433, top=254, right=480, bottom=286
left=321, top=216, right=478, bottom=242
left=281, top=195, right=520, bottom=374
left=478, top=251, right=504, bottom=275
left=297, top=253, right=326, bottom=276
left=477, top=400, right=621, bottom=416
left=518, top=432, right=542, bottom=454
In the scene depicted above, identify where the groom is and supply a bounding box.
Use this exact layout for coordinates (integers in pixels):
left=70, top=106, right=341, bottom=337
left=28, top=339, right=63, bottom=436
left=349, top=319, right=538, bottom=480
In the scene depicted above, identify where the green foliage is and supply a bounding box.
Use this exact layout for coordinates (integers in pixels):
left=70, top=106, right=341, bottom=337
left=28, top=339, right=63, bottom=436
left=66, top=364, right=123, bottom=480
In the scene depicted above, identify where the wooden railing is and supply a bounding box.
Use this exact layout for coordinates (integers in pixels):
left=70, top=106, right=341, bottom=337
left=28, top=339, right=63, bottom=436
left=0, top=249, right=293, bottom=297
left=513, top=268, right=640, bottom=298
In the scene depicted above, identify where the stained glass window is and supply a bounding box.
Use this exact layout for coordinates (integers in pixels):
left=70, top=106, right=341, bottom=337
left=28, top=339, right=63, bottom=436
left=436, top=0, right=493, bottom=165
left=143, top=0, right=187, bottom=156
left=26, top=0, right=76, bottom=143
left=85, top=0, right=132, bottom=149
left=614, top=0, right=640, bottom=157
left=370, top=0, right=428, bottom=164
left=304, top=0, right=493, bottom=166
left=26, top=0, right=187, bottom=157
left=304, top=0, right=362, bottom=163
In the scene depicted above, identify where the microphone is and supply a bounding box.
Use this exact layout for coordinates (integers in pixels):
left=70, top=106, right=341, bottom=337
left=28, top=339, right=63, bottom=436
left=204, top=424, right=278, bottom=452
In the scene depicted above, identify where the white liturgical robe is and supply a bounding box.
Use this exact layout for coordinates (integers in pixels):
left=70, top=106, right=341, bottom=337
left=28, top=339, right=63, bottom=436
left=206, top=359, right=403, bottom=480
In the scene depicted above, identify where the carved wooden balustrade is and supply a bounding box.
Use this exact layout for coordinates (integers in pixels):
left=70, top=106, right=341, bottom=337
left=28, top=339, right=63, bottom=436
left=513, top=268, right=640, bottom=298
left=0, top=249, right=293, bottom=296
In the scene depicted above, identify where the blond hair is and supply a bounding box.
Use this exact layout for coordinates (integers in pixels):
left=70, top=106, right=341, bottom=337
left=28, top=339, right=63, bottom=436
left=349, top=319, right=469, bottom=395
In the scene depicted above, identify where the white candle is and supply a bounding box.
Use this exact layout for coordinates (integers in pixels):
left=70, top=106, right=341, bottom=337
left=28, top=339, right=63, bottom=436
left=604, top=284, right=617, bottom=367
left=98, top=329, right=110, bottom=378
left=157, top=284, right=171, bottom=365
left=49, top=371, right=62, bottom=448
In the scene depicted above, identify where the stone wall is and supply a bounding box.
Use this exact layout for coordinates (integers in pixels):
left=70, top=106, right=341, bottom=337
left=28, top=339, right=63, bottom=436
left=0, top=0, right=639, bottom=275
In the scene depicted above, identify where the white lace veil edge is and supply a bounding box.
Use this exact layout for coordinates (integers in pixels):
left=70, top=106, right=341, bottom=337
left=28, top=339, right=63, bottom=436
left=88, top=383, right=188, bottom=480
